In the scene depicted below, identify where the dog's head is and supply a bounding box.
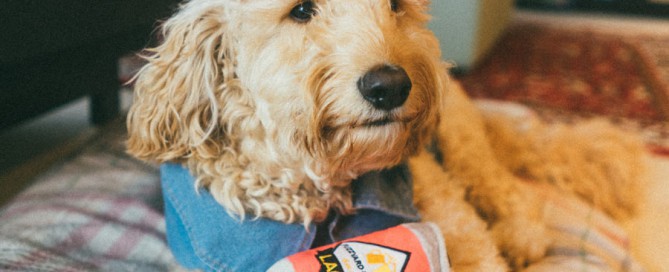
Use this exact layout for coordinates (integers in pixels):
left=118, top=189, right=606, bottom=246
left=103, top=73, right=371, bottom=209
left=128, top=0, right=446, bottom=224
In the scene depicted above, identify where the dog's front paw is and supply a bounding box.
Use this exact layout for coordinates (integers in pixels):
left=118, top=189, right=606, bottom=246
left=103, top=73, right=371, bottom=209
left=492, top=217, right=551, bottom=269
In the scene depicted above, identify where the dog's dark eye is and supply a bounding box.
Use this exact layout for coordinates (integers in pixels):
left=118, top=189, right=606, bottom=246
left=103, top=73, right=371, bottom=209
left=290, top=1, right=316, bottom=23
left=390, top=0, right=399, bottom=12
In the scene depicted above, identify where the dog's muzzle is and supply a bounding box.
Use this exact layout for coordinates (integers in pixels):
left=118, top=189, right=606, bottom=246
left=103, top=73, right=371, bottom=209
left=357, top=64, right=412, bottom=111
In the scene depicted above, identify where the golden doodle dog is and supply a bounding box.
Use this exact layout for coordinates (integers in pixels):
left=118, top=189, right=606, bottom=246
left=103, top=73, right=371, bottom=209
left=127, top=0, right=645, bottom=270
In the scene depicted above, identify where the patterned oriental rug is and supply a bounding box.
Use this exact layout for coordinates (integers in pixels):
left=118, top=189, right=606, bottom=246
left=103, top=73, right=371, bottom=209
left=458, top=16, right=669, bottom=154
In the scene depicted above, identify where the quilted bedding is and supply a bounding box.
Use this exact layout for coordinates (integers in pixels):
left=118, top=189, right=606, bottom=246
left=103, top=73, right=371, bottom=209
left=0, top=125, right=184, bottom=271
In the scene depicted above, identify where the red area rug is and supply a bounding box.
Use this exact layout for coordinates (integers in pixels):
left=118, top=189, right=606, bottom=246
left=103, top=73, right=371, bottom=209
left=458, top=20, right=669, bottom=153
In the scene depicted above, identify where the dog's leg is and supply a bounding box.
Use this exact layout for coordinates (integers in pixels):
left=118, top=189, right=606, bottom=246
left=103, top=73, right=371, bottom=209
left=482, top=114, right=646, bottom=221
left=529, top=120, right=646, bottom=221
left=436, top=81, right=551, bottom=268
left=410, top=152, right=508, bottom=272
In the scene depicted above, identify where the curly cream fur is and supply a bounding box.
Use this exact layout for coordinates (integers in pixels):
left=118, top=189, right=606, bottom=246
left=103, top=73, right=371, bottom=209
left=127, top=0, right=646, bottom=270
left=480, top=114, right=646, bottom=221
left=436, top=82, right=647, bottom=269
left=128, top=0, right=441, bottom=225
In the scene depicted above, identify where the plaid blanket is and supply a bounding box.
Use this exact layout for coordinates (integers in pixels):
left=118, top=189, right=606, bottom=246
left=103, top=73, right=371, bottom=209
left=0, top=125, right=185, bottom=271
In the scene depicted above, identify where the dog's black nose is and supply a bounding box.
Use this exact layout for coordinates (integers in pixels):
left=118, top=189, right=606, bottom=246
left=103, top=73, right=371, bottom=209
left=357, top=64, right=412, bottom=111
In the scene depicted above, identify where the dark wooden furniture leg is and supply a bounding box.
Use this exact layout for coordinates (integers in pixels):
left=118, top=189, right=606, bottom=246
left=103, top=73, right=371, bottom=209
left=90, top=56, right=120, bottom=126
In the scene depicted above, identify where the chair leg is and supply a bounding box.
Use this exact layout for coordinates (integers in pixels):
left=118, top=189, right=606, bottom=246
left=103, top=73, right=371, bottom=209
left=90, top=59, right=120, bottom=126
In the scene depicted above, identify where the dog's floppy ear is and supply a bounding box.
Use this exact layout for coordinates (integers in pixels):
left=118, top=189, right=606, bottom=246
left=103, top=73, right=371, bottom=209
left=127, top=1, right=234, bottom=163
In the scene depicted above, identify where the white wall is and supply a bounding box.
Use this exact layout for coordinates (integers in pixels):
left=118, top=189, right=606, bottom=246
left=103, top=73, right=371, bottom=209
left=428, top=0, right=514, bottom=69
left=428, top=0, right=479, bottom=68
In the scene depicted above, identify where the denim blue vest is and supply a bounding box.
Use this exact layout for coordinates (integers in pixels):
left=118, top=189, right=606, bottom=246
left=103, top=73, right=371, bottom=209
left=161, top=163, right=420, bottom=272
